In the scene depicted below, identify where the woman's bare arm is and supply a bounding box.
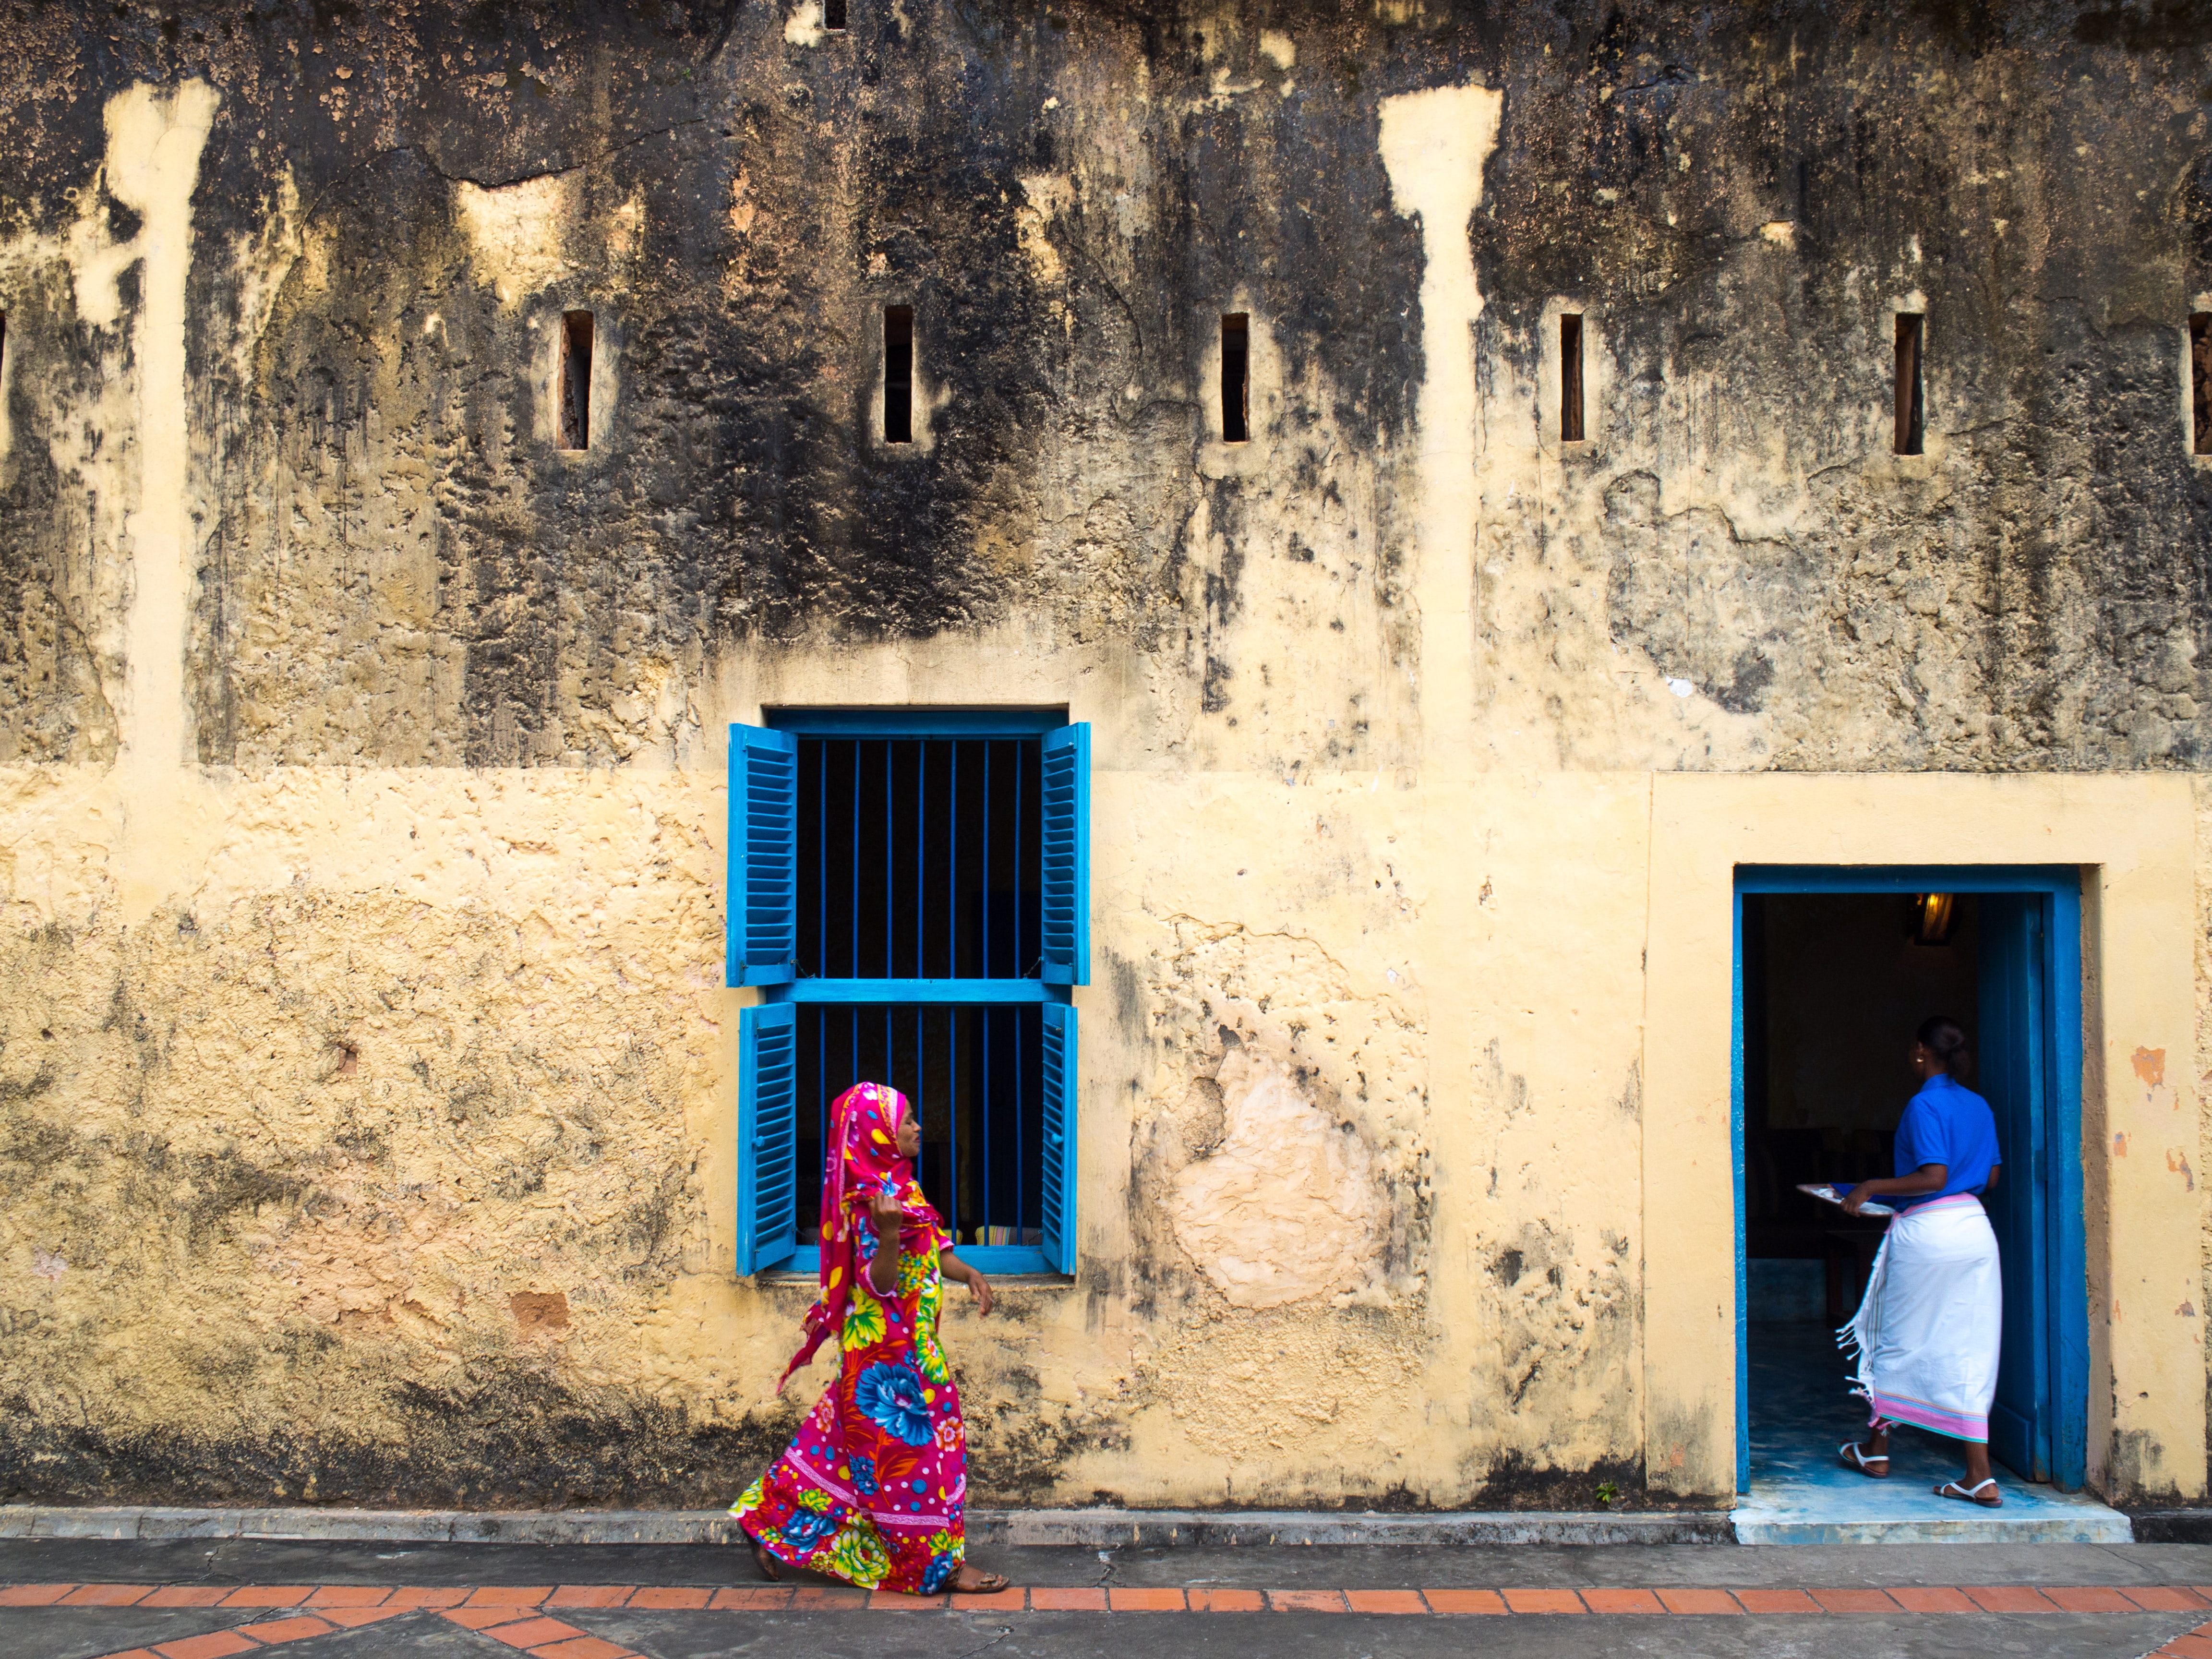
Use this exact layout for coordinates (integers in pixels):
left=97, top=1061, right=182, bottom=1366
left=1841, top=1162, right=1947, bottom=1215
left=938, top=1249, right=995, bottom=1317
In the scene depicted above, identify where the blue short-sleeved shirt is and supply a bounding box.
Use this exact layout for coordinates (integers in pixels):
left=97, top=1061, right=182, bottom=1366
left=1891, top=1073, right=2001, bottom=1210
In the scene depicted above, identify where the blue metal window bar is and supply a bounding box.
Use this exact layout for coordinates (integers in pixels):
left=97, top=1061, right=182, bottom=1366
left=774, top=720, right=1051, bottom=1275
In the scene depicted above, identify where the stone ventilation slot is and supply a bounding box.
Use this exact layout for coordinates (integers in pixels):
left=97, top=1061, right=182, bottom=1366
left=1560, top=313, right=1584, bottom=443
left=1221, top=313, right=1249, bottom=443
left=558, top=310, right=593, bottom=450
left=1893, top=312, right=1924, bottom=457
left=2191, top=313, right=2211, bottom=456
left=884, top=306, right=914, bottom=444
left=825, top=0, right=847, bottom=28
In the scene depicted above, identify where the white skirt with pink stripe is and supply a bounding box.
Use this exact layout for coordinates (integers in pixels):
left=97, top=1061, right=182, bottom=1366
left=1839, top=1192, right=2002, bottom=1443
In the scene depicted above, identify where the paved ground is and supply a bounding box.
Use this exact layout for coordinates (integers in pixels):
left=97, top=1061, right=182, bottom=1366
left=9, top=1537, right=2212, bottom=1658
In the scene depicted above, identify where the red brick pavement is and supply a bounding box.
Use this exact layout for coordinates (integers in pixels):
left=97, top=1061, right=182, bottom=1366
left=18, top=1575, right=2212, bottom=1659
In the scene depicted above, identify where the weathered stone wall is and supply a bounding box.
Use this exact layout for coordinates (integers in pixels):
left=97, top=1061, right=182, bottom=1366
left=0, top=0, right=2206, bottom=1512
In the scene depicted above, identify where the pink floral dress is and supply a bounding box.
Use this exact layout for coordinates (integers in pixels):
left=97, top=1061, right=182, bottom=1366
left=732, top=1083, right=968, bottom=1594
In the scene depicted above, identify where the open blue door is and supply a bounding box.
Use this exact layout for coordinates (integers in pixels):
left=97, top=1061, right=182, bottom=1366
left=1980, top=893, right=2053, bottom=1483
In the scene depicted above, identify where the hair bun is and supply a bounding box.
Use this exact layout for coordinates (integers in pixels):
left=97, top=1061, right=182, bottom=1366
left=1915, top=1014, right=1972, bottom=1078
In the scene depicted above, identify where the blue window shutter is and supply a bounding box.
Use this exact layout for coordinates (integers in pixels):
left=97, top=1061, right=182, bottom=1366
left=1039, top=1001, right=1078, bottom=1275
left=738, top=1002, right=800, bottom=1274
left=728, top=723, right=798, bottom=986
left=1039, top=722, right=1090, bottom=986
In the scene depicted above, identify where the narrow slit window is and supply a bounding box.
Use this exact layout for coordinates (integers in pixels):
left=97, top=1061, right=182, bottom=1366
left=1560, top=313, right=1585, bottom=443
left=884, top=305, right=914, bottom=445
left=1893, top=312, right=1924, bottom=457
left=824, top=0, right=847, bottom=27
left=2191, top=313, right=2211, bottom=456
left=1221, top=313, right=1249, bottom=443
left=558, top=310, right=593, bottom=450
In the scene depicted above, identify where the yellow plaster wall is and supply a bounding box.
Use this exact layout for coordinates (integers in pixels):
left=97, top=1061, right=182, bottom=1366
left=15, top=744, right=2200, bottom=1506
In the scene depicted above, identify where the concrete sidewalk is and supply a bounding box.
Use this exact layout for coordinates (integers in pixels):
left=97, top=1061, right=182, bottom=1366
left=8, top=1536, right=2212, bottom=1659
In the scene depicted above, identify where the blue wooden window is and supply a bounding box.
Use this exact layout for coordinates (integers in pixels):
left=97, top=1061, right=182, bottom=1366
left=732, top=710, right=1085, bottom=1279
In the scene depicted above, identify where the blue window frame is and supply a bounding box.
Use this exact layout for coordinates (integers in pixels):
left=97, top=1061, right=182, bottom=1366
left=732, top=709, right=1086, bottom=1279
left=1731, top=866, right=2086, bottom=1495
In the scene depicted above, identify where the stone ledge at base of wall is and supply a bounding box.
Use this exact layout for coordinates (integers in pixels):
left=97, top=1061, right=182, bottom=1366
left=2125, top=1510, right=2212, bottom=1544
left=0, top=1505, right=1736, bottom=1548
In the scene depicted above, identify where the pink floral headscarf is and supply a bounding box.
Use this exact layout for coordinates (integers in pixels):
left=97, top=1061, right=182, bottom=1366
left=779, top=1082, right=949, bottom=1388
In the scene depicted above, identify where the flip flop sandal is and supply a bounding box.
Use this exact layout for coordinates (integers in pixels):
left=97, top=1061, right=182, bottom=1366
left=1839, top=1441, right=1891, bottom=1478
left=1934, top=1478, right=2003, bottom=1507
left=748, top=1539, right=783, bottom=1582
left=955, top=1571, right=1014, bottom=1595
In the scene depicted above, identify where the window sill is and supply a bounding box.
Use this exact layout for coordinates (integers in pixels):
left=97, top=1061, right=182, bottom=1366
left=758, top=1268, right=1077, bottom=1289
left=763, top=979, right=1069, bottom=1005
left=766, top=1244, right=1058, bottom=1276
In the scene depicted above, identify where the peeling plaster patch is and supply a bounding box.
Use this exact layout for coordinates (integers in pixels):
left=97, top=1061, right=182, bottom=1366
left=453, top=174, right=573, bottom=308
left=1168, top=1046, right=1382, bottom=1308
left=226, top=166, right=305, bottom=380
left=1015, top=175, right=1071, bottom=290
left=1259, top=30, right=1296, bottom=69
left=728, top=169, right=757, bottom=238
left=606, top=189, right=646, bottom=267
left=512, top=1289, right=570, bottom=1336
left=2136, top=1045, right=2167, bottom=1088
left=784, top=0, right=826, bottom=47
left=1606, top=473, right=1807, bottom=719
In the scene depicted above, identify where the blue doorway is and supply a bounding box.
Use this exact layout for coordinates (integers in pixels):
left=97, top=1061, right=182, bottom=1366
left=1732, top=866, right=2089, bottom=1499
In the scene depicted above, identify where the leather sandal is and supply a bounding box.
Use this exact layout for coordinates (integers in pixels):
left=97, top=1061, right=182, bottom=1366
left=1934, top=1478, right=2003, bottom=1507
left=953, top=1569, right=1014, bottom=1594
left=748, top=1538, right=783, bottom=1581
left=1839, top=1441, right=1891, bottom=1478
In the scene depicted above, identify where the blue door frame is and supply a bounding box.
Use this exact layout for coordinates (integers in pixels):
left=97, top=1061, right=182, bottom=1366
left=1731, top=866, right=2087, bottom=1495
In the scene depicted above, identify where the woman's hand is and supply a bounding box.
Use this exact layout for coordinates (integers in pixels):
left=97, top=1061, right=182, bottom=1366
left=1840, top=1163, right=1948, bottom=1216
left=866, top=1190, right=903, bottom=1295
left=939, top=1250, right=994, bottom=1317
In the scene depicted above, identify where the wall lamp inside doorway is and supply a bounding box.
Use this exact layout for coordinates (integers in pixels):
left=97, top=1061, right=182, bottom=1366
left=1908, top=892, right=1958, bottom=946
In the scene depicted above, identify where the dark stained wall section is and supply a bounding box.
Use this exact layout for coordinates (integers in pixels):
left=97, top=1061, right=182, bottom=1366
left=0, top=2, right=2200, bottom=771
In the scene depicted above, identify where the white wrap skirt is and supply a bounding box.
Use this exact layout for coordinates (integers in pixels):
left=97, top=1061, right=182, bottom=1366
left=1840, top=1192, right=2002, bottom=1443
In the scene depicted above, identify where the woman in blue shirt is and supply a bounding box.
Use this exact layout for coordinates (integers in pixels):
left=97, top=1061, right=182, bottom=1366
left=1835, top=1017, right=2006, bottom=1507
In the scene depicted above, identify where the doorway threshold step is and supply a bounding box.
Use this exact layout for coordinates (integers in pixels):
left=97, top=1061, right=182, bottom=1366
left=1732, top=1480, right=2131, bottom=1545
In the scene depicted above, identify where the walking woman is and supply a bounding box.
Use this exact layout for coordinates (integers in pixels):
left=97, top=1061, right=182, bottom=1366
left=1836, top=1016, right=2006, bottom=1506
left=732, top=1081, right=1012, bottom=1595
